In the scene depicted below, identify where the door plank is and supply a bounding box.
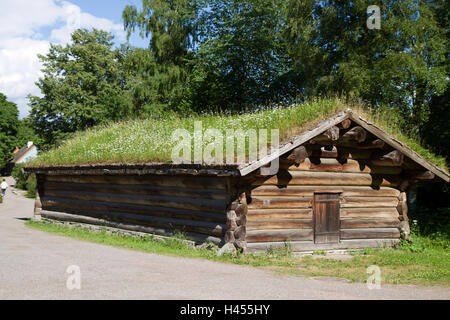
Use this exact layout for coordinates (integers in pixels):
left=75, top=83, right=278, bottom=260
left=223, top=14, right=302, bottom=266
left=314, top=193, right=340, bottom=244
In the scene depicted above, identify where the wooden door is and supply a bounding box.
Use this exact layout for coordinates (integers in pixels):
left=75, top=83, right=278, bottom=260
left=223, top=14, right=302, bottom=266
left=313, top=193, right=340, bottom=244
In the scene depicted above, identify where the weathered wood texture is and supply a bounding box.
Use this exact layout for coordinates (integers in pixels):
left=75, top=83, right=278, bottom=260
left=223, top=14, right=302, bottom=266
left=397, top=192, right=411, bottom=239
left=246, top=229, right=313, bottom=242
left=340, top=228, right=400, bottom=239
left=372, top=150, right=404, bottom=166
left=39, top=174, right=229, bottom=239
left=245, top=157, right=402, bottom=248
left=251, top=170, right=402, bottom=187
left=347, top=112, right=449, bottom=182
left=246, top=239, right=400, bottom=252
left=339, top=126, right=367, bottom=143
left=41, top=210, right=224, bottom=245
left=313, top=193, right=340, bottom=244
left=225, top=192, right=249, bottom=252
left=36, top=125, right=409, bottom=252
left=286, top=146, right=311, bottom=165
left=280, top=158, right=402, bottom=175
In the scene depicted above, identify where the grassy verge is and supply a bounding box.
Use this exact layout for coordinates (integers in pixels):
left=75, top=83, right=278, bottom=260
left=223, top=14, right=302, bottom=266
left=25, top=220, right=296, bottom=268
left=25, top=220, right=449, bottom=286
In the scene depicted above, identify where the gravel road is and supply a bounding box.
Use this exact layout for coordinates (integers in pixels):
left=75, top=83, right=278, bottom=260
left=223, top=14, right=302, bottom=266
left=0, top=177, right=448, bottom=300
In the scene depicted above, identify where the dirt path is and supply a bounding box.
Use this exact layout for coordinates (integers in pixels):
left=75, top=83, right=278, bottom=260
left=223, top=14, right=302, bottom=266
left=0, top=177, right=448, bottom=300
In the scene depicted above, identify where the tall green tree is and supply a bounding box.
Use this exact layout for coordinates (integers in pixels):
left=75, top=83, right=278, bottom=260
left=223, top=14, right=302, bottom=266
left=15, top=118, right=40, bottom=149
left=28, top=29, right=133, bottom=148
left=0, top=93, right=20, bottom=169
left=189, top=0, right=290, bottom=112
left=123, top=0, right=200, bottom=112
left=285, top=0, right=448, bottom=129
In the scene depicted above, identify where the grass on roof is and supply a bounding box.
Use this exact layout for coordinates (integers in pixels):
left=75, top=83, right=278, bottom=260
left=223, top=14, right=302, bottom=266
left=27, top=97, right=448, bottom=172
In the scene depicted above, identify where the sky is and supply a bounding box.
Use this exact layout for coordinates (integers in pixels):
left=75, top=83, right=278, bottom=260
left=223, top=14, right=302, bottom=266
left=0, top=0, right=148, bottom=119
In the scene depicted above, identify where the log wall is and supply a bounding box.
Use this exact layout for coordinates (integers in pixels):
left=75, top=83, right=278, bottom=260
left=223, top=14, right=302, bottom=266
left=243, top=155, right=403, bottom=252
left=36, top=173, right=230, bottom=245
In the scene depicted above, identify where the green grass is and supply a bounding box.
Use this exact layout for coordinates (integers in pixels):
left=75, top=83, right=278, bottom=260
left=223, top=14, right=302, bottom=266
left=26, top=97, right=448, bottom=172
left=291, top=247, right=449, bottom=286
left=25, top=220, right=297, bottom=268
left=26, top=220, right=450, bottom=286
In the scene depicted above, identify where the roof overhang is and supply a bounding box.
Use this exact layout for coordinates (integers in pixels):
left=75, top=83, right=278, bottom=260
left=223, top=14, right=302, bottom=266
left=238, top=109, right=450, bottom=182
left=25, top=163, right=241, bottom=177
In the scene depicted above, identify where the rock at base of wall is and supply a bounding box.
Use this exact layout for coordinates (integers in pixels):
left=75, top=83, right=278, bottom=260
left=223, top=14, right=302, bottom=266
left=216, top=242, right=237, bottom=257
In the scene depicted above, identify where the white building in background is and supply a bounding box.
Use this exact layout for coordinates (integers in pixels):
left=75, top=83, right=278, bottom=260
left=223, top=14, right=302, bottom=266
left=11, top=141, right=38, bottom=164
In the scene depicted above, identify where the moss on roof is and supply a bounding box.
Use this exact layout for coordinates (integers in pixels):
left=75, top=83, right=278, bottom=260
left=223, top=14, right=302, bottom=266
left=27, top=98, right=448, bottom=173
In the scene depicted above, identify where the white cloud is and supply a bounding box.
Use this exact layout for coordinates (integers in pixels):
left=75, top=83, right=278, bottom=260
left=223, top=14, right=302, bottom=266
left=49, top=1, right=125, bottom=44
left=0, top=0, right=125, bottom=118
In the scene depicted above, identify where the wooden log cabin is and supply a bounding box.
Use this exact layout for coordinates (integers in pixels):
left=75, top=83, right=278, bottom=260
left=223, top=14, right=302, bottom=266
left=27, top=109, right=449, bottom=253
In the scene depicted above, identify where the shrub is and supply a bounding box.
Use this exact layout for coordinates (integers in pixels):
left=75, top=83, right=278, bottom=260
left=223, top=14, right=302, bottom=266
left=25, top=174, right=36, bottom=198
left=11, top=164, right=28, bottom=189
left=409, top=206, right=450, bottom=249
left=11, top=163, right=37, bottom=198
left=396, top=207, right=450, bottom=252
left=0, top=193, right=2, bottom=203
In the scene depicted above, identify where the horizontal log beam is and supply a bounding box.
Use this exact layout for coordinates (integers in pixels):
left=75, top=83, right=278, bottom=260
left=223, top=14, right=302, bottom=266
left=372, top=150, right=404, bottom=166
left=248, top=196, right=312, bottom=209
left=41, top=197, right=227, bottom=223
left=247, top=209, right=312, bottom=219
left=340, top=219, right=400, bottom=229
left=339, top=126, right=367, bottom=143
left=340, top=228, right=400, bottom=239
left=41, top=210, right=225, bottom=244
left=44, top=181, right=227, bottom=200
left=44, top=189, right=227, bottom=213
left=281, top=158, right=403, bottom=175
left=248, top=195, right=398, bottom=210
left=403, top=170, right=435, bottom=180
left=341, top=196, right=399, bottom=208
left=399, top=179, right=418, bottom=192
left=309, top=126, right=340, bottom=144
left=338, top=119, right=352, bottom=129
left=247, top=219, right=313, bottom=230
left=286, top=145, right=311, bottom=165
left=309, top=146, right=374, bottom=159
left=246, top=239, right=399, bottom=252
left=358, top=139, right=385, bottom=150
left=336, top=148, right=373, bottom=160
left=310, top=147, right=339, bottom=158
left=45, top=207, right=226, bottom=236
left=252, top=171, right=402, bottom=187
left=45, top=174, right=227, bottom=189
left=340, top=207, right=399, bottom=219
left=250, top=185, right=400, bottom=197
left=246, top=229, right=313, bottom=242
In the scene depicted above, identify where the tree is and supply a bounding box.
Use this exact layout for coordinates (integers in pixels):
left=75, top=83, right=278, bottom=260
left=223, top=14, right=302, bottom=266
left=0, top=93, right=19, bottom=169
left=15, top=118, right=40, bottom=149
left=188, top=0, right=291, bottom=112
left=28, top=29, right=133, bottom=148
left=284, top=0, right=448, bottom=129
left=123, top=0, right=200, bottom=112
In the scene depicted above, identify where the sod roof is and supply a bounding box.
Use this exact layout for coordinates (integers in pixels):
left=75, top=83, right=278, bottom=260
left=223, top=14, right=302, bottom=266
left=26, top=98, right=449, bottom=181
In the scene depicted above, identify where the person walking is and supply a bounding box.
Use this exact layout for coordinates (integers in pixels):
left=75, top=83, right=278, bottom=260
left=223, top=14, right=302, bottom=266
left=1, top=179, right=8, bottom=197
